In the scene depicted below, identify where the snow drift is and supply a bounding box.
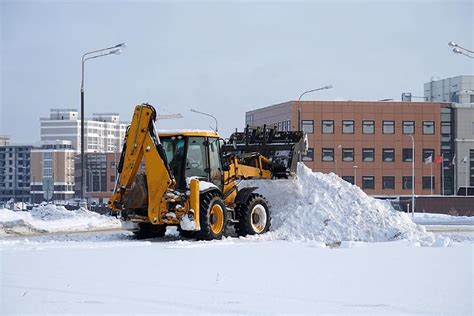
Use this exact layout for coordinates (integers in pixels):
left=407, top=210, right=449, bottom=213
left=242, top=163, right=439, bottom=245
left=0, top=204, right=121, bottom=236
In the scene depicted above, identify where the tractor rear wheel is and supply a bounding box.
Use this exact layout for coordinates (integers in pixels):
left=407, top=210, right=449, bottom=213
left=236, top=194, right=271, bottom=236
left=177, top=226, right=196, bottom=239
left=196, top=192, right=227, bottom=240
left=134, top=222, right=167, bottom=239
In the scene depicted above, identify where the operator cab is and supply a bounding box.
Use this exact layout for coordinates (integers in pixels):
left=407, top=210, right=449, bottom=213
left=159, top=131, right=222, bottom=190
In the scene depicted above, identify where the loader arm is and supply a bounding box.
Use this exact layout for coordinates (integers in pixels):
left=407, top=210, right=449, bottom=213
left=108, top=104, right=176, bottom=224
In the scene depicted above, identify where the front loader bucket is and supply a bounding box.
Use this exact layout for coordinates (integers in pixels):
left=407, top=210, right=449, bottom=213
left=222, top=125, right=307, bottom=178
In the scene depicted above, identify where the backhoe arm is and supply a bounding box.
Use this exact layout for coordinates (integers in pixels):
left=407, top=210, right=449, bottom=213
left=108, top=104, right=175, bottom=224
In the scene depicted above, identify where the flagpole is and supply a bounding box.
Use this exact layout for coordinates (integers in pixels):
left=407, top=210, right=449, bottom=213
left=430, top=161, right=433, bottom=195
left=466, top=157, right=469, bottom=197
left=454, top=155, right=457, bottom=196
left=441, top=153, right=444, bottom=196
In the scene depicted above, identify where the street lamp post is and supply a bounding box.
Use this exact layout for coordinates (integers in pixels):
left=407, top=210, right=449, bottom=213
left=448, top=41, right=474, bottom=59
left=298, top=85, right=333, bottom=102
left=335, top=144, right=342, bottom=174
left=190, top=109, right=218, bottom=132
left=407, top=134, right=415, bottom=216
left=80, top=43, right=126, bottom=208
left=353, top=165, right=358, bottom=186
left=297, top=85, right=333, bottom=161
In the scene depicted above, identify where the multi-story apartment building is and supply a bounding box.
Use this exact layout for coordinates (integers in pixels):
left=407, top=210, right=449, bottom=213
left=40, top=109, right=128, bottom=153
left=30, top=140, right=76, bottom=203
left=0, top=135, right=10, bottom=146
left=246, top=101, right=454, bottom=196
left=0, top=143, right=33, bottom=202
left=74, top=152, right=119, bottom=204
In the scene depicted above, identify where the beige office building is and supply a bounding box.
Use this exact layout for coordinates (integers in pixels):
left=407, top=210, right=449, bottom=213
left=30, top=140, right=75, bottom=203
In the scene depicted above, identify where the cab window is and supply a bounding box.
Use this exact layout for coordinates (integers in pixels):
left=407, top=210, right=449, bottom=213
left=208, top=137, right=222, bottom=187
left=185, top=137, right=208, bottom=179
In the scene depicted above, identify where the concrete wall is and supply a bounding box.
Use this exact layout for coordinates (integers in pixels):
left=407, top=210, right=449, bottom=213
left=400, top=196, right=474, bottom=216
left=424, top=75, right=474, bottom=103
left=454, top=105, right=474, bottom=189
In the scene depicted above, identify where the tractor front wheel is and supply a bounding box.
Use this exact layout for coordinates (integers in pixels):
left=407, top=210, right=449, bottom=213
left=236, top=194, right=271, bottom=236
left=196, top=192, right=227, bottom=240
left=134, top=222, right=167, bottom=239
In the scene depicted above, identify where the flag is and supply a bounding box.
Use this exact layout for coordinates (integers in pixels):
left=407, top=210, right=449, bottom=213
left=424, top=155, right=432, bottom=164
left=434, top=155, right=443, bottom=164
left=450, top=154, right=456, bottom=166
left=462, top=156, right=468, bottom=163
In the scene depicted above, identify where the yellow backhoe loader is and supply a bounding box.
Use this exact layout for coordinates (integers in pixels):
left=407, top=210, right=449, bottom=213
left=108, top=103, right=306, bottom=239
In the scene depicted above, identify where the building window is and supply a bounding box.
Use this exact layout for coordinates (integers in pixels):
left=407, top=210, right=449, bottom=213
left=382, top=121, right=395, bottom=134
left=342, top=120, right=354, bottom=134
left=422, top=149, right=435, bottom=162
left=322, top=148, right=334, bottom=162
left=403, top=148, right=414, bottom=162
left=342, top=148, right=354, bottom=162
left=362, top=176, right=375, bottom=189
left=362, top=148, right=374, bottom=162
left=342, top=176, right=354, bottom=185
left=423, top=176, right=435, bottom=190
left=301, top=120, right=314, bottom=134
left=441, top=122, right=451, bottom=134
left=423, top=121, right=435, bottom=134
left=382, top=176, right=395, bottom=189
left=383, top=148, right=395, bottom=162
left=403, top=121, right=415, bottom=134
left=402, top=176, right=413, bottom=189
left=110, top=175, right=115, bottom=182
left=303, top=148, right=314, bottom=162
left=322, top=120, right=334, bottom=134
left=362, top=120, right=375, bottom=134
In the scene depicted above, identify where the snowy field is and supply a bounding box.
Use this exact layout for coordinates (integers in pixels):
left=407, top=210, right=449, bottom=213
left=1, top=164, right=473, bottom=315
left=0, top=204, right=121, bottom=236
left=1, top=233, right=472, bottom=315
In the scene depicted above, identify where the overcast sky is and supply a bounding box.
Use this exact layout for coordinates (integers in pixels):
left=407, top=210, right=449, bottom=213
left=1, top=0, right=472, bottom=142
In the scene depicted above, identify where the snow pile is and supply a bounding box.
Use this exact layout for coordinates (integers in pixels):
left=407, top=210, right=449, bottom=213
left=0, top=204, right=121, bottom=236
left=242, top=163, right=440, bottom=245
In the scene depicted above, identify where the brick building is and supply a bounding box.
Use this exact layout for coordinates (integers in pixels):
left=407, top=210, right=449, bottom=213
left=246, top=101, right=455, bottom=196
left=74, top=152, right=119, bottom=204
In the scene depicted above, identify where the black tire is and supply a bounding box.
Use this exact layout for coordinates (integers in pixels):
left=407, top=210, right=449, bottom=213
left=236, top=193, right=271, bottom=236
left=134, top=222, right=167, bottom=239
left=177, top=226, right=196, bottom=239
left=196, top=192, right=228, bottom=240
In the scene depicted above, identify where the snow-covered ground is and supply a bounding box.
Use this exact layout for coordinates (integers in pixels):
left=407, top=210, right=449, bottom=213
left=413, top=212, right=474, bottom=226
left=1, top=235, right=472, bottom=315
left=1, top=164, right=473, bottom=314
left=0, top=204, right=120, bottom=236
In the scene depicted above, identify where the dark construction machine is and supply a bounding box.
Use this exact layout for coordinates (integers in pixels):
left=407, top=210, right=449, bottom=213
left=108, top=103, right=307, bottom=239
